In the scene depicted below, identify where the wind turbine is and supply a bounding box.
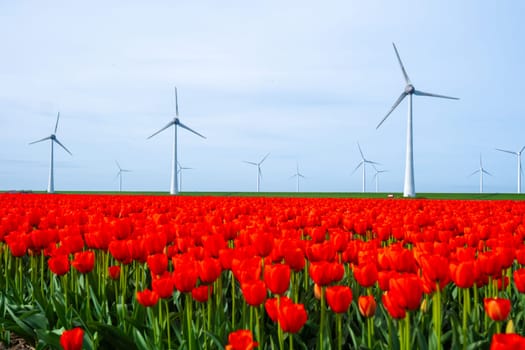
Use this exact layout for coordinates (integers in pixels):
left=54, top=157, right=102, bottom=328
left=376, top=43, right=459, bottom=197
left=468, top=154, right=491, bottom=193
left=177, top=162, right=193, bottom=192
left=115, top=161, right=131, bottom=192
left=147, top=87, right=206, bottom=195
left=372, top=165, right=388, bottom=193
left=29, top=112, right=72, bottom=193
left=289, top=162, right=305, bottom=192
left=351, top=142, right=379, bottom=193
left=243, top=153, right=270, bottom=192
left=495, top=146, right=525, bottom=194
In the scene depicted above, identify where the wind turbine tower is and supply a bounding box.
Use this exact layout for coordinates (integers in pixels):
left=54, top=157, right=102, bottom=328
left=495, top=146, right=525, bottom=194
left=468, top=154, right=491, bottom=193
left=177, top=162, right=193, bottom=192
left=352, top=142, right=379, bottom=193
left=376, top=43, right=459, bottom=197
left=115, top=161, right=131, bottom=192
left=29, top=112, right=72, bottom=193
left=148, top=87, right=206, bottom=195
left=372, top=165, right=388, bottom=193
left=243, top=153, right=270, bottom=192
left=290, top=163, right=305, bottom=192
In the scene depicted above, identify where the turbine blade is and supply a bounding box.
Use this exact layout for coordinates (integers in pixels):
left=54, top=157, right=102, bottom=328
left=357, top=142, right=364, bottom=159
left=259, top=152, right=270, bottom=165
left=495, top=148, right=517, bottom=155
left=53, top=138, right=72, bottom=155
left=258, top=167, right=263, bottom=179
left=351, top=161, right=363, bottom=174
left=174, top=86, right=179, bottom=117
left=365, top=160, right=381, bottom=165
left=377, top=92, right=407, bottom=129
left=413, top=89, right=459, bottom=100
left=147, top=120, right=175, bottom=139
left=482, top=169, right=492, bottom=176
left=468, top=169, right=480, bottom=177
left=115, top=160, right=122, bottom=170
left=29, top=136, right=52, bottom=145
left=392, top=43, right=411, bottom=85
left=243, top=161, right=258, bottom=166
left=520, top=145, right=525, bottom=154
left=54, top=112, right=60, bottom=134
left=178, top=121, right=206, bottom=139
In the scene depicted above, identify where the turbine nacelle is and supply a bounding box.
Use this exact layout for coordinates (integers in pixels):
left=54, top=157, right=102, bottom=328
left=405, top=84, right=415, bottom=94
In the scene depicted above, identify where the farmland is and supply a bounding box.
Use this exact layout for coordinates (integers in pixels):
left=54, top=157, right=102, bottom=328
left=1, top=193, right=525, bottom=349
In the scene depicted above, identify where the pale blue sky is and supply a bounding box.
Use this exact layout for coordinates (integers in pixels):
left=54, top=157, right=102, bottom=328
left=1, top=1, right=524, bottom=193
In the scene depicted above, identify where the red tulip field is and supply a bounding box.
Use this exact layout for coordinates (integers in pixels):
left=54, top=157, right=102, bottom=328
left=2, top=193, right=525, bottom=349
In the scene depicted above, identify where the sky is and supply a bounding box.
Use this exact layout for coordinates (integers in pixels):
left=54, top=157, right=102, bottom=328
left=1, top=1, right=524, bottom=194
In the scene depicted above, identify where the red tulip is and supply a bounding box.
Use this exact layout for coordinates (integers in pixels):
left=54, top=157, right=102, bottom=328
left=450, top=260, right=477, bottom=289
left=172, top=260, right=198, bottom=293
left=198, top=257, right=222, bottom=284
left=358, top=295, right=377, bottom=318
left=241, top=280, right=267, bottom=307
left=264, top=263, right=290, bottom=295
left=136, top=289, right=159, bottom=307
left=353, top=263, right=378, bottom=288
left=251, top=231, right=274, bottom=258
left=283, top=246, right=305, bottom=272
left=484, top=298, right=511, bottom=322
left=278, top=302, right=308, bottom=333
left=419, top=254, right=450, bottom=289
left=192, top=285, right=213, bottom=303
left=382, top=291, right=406, bottom=319
left=147, top=253, right=168, bottom=276
left=309, top=261, right=333, bottom=286
left=108, top=265, right=121, bottom=280
left=490, top=333, right=525, bottom=350
left=48, top=254, right=70, bottom=276
left=5, top=233, right=29, bottom=257
left=108, top=240, right=133, bottom=265
left=325, top=285, right=352, bottom=314
left=60, top=327, right=84, bottom=350
left=225, top=329, right=258, bottom=350
left=389, top=274, right=423, bottom=311
left=152, top=275, right=175, bottom=299
left=265, top=296, right=292, bottom=323
left=513, top=268, right=525, bottom=293
left=71, top=250, right=95, bottom=274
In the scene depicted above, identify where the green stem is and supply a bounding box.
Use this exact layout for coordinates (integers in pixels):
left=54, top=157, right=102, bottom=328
left=367, top=316, right=373, bottom=349
left=336, top=313, right=342, bottom=350
left=186, top=293, right=194, bottom=350
left=433, top=283, right=442, bottom=350
left=319, top=287, right=325, bottom=350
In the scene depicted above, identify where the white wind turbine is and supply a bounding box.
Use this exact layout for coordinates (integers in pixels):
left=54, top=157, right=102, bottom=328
left=352, top=142, right=379, bottom=193
left=177, top=162, right=193, bottom=192
left=29, top=112, right=72, bottom=193
left=115, top=161, right=131, bottom=192
left=495, top=146, right=525, bottom=194
left=376, top=43, right=459, bottom=197
left=468, top=154, right=491, bottom=194
left=372, top=164, right=388, bottom=193
left=243, top=153, right=270, bottom=192
left=147, top=87, right=206, bottom=195
left=289, top=163, right=305, bottom=193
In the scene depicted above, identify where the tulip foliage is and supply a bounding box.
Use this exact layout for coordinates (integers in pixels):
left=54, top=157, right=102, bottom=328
left=2, top=194, right=525, bottom=349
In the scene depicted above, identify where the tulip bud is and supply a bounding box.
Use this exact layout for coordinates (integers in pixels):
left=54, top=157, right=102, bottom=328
left=506, top=319, right=515, bottom=334
left=420, top=298, right=428, bottom=313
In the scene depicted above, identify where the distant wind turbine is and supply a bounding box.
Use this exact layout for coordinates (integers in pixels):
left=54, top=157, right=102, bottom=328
left=376, top=43, right=459, bottom=197
left=352, top=142, right=379, bottom=193
left=243, top=153, right=270, bottom=192
left=372, top=165, right=388, bottom=193
left=177, top=162, right=192, bottom=192
left=115, top=161, right=131, bottom=192
left=29, top=112, right=72, bottom=193
left=495, top=146, right=525, bottom=194
left=147, top=87, right=206, bottom=195
left=289, top=163, right=305, bottom=192
left=468, top=154, right=491, bottom=193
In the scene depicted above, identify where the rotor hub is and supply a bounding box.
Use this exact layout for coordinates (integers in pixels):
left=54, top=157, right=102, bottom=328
left=405, top=84, right=415, bottom=94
